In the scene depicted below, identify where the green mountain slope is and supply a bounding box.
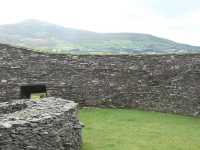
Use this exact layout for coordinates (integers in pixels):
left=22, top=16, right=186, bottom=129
left=0, top=19, right=199, bottom=54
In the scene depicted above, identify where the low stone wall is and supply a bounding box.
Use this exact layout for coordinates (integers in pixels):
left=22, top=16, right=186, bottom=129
left=0, top=97, right=82, bottom=150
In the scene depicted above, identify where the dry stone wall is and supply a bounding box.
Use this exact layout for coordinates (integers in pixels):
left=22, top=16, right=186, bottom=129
left=0, top=97, right=82, bottom=150
left=1, top=43, right=200, bottom=116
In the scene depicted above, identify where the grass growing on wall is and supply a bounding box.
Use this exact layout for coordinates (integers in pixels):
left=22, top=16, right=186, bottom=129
left=79, top=108, right=200, bottom=150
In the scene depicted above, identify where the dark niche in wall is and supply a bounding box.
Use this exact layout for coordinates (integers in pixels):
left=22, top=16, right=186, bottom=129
left=20, top=84, right=47, bottom=99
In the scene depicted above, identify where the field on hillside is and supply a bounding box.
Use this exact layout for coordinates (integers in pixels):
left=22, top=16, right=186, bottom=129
left=1, top=20, right=200, bottom=55
left=79, top=108, right=200, bottom=150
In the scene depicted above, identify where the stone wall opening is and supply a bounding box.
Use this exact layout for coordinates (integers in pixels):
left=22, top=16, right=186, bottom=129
left=20, top=84, right=47, bottom=99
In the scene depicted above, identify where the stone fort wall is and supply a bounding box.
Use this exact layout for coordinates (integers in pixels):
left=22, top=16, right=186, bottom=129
left=1, top=43, right=200, bottom=116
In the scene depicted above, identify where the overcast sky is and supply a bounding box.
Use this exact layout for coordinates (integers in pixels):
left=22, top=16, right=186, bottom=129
left=0, top=0, right=200, bottom=46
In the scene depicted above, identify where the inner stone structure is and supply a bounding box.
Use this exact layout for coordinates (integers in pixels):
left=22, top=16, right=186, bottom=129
left=1, top=43, right=200, bottom=116
left=0, top=97, right=82, bottom=150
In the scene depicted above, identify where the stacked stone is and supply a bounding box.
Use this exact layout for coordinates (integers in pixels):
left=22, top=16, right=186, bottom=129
left=0, top=97, right=82, bottom=150
left=1, top=43, right=200, bottom=116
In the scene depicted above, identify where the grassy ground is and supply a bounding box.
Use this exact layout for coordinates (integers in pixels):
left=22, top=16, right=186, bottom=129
left=79, top=108, right=200, bottom=150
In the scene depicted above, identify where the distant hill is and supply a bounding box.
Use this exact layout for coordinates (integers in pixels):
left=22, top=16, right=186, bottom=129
left=0, top=19, right=199, bottom=54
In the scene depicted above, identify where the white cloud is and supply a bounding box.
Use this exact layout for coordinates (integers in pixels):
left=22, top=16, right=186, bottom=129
left=160, top=10, right=200, bottom=45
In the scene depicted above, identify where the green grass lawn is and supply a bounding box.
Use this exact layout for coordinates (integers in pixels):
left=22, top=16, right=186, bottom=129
left=79, top=108, right=200, bottom=150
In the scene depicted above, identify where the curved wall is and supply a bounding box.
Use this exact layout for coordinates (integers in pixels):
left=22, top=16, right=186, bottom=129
left=1, top=43, right=200, bottom=116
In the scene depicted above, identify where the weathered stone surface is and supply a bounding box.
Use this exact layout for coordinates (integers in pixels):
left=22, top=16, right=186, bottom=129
left=1, top=43, right=200, bottom=116
left=0, top=97, right=82, bottom=150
